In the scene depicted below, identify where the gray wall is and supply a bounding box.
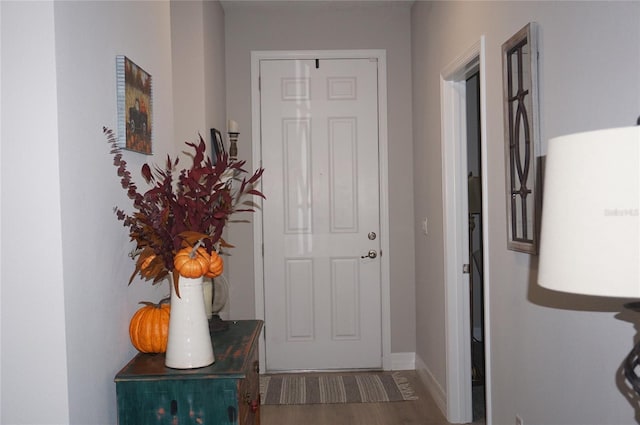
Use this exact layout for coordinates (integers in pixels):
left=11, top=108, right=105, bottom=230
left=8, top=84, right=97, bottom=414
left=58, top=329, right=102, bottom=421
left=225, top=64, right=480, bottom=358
left=2, top=2, right=70, bottom=422
left=55, top=3, right=175, bottom=422
left=1, top=1, right=226, bottom=423
left=223, top=1, right=417, bottom=354
left=412, top=1, right=640, bottom=424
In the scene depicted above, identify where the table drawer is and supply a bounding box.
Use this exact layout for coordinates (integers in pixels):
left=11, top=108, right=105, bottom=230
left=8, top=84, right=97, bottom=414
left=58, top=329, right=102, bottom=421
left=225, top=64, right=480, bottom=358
left=116, top=379, right=238, bottom=424
left=238, top=342, right=260, bottom=425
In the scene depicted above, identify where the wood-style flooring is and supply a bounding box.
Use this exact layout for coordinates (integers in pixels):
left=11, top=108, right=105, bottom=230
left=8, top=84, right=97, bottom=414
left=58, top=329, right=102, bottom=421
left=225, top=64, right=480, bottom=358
left=261, top=370, right=484, bottom=425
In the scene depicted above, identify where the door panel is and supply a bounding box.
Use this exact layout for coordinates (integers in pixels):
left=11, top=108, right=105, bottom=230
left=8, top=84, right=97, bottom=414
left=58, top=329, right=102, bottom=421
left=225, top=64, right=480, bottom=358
left=260, top=58, right=381, bottom=371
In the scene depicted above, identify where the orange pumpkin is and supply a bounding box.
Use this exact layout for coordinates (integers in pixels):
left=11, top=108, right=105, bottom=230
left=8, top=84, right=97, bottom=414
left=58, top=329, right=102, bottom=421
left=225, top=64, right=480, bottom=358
left=205, top=250, right=224, bottom=278
left=129, top=301, right=170, bottom=353
left=174, top=246, right=210, bottom=278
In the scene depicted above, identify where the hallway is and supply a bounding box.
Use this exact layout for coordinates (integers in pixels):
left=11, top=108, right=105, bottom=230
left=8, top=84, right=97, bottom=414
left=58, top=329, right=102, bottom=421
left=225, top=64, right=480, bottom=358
left=261, top=370, right=484, bottom=425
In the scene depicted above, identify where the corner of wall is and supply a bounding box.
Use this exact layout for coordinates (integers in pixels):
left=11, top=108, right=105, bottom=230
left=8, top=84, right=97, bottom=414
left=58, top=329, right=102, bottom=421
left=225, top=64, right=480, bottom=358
left=391, top=352, right=416, bottom=370
left=415, top=353, right=447, bottom=418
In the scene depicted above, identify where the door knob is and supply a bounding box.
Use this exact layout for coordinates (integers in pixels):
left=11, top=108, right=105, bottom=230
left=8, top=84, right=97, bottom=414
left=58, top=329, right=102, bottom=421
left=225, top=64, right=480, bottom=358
left=361, top=250, right=377, bottom=259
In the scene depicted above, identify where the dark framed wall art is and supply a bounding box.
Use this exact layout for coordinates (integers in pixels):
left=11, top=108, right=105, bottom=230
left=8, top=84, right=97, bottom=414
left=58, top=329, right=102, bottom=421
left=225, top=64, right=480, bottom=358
left=117, top=56, right=153, bottom=154
left=502, top=22, right=542, bottom=254
left=210, top=128, right=225, bottom=164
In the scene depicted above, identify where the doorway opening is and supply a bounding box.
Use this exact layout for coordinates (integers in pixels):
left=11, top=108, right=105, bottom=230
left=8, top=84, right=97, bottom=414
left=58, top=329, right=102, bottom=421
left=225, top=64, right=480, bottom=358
left=440, top=36, right=491, bottom=424
left=466, top=71, right=485, bottom=423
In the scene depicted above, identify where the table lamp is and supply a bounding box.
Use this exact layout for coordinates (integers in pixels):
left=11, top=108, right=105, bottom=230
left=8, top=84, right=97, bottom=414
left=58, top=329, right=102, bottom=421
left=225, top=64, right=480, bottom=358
left=538, top=125, right=640, bottom=392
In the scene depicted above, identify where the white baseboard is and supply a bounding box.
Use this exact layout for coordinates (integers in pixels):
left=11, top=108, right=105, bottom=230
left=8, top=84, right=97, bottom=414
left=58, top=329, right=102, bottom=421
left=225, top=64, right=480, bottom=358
left=415, top=353, right=447, bottom=417
left=390, top=352, right=415, bottom=370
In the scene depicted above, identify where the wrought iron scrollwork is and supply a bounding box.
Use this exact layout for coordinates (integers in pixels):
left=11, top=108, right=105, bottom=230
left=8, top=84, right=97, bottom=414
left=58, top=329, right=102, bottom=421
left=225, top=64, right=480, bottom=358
left=502, top=23, right=541, bottom=254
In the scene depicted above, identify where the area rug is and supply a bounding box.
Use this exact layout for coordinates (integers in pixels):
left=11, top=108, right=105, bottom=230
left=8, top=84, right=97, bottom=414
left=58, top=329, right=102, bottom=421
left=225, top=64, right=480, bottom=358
left=260, top=372, right=418, bottom=405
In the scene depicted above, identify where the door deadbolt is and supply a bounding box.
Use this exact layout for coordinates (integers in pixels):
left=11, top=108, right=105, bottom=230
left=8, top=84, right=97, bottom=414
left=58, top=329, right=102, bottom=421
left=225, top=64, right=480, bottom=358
left=368, top=232, right=377, bottom=240
left=361, top=250, right=378, bottom=259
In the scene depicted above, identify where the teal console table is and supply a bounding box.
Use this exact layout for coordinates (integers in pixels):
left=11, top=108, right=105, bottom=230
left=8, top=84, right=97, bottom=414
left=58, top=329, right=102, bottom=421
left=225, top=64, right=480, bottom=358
left=115, top=320, right=263, bottom=425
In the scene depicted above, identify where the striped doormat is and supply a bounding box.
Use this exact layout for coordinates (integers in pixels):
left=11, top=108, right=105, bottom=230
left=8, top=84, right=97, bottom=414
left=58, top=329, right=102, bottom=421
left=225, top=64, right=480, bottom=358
left=260, top=372, right=418, bottom=405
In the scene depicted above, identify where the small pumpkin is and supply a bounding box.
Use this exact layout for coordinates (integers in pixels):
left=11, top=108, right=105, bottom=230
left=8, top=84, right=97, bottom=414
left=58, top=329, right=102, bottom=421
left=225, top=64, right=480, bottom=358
left=174, top=246, right=210, bottom=278
left=204, top=250, right=224, bottom=278
left=129, top=300, right=170, bottom=353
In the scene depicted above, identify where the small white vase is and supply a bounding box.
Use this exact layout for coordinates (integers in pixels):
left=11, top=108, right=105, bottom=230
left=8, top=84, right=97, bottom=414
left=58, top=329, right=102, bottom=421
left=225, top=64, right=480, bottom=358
left=165, top=275, right=215, bottom=369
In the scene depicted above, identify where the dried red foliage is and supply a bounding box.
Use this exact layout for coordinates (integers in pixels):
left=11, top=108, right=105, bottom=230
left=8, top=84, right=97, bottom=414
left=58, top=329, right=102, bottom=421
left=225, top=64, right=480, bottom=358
left=104, top=127, right=264, bottom=288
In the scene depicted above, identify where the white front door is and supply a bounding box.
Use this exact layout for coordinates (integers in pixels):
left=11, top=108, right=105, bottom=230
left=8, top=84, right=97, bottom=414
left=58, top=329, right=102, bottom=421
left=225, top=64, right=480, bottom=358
left=260, top=57, right=382, bottom=371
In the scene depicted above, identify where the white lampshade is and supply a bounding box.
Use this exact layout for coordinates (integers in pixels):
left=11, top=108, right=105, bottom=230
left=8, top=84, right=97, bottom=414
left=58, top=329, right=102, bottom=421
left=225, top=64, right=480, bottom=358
left=538, top=126, right=640, bottom=298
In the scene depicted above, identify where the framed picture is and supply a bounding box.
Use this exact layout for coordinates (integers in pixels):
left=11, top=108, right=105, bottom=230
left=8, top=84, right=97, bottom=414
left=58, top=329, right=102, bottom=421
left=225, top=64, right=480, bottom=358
left=210, top=128, right=225, bottom=164
left=116, top=56, right=152, bottom=154
left=502, top=23, right=541, bottom=254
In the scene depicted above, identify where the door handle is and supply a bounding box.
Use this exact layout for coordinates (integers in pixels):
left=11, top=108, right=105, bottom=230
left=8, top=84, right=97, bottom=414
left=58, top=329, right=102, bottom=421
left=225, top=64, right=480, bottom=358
left=361, top=250, right=377, bottom=259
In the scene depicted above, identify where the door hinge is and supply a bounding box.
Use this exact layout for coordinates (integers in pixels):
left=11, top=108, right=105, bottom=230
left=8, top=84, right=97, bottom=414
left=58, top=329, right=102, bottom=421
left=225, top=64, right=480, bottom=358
left=463, top=264, right=470, bottom=274
left=258, top=76, right=261, bottom=91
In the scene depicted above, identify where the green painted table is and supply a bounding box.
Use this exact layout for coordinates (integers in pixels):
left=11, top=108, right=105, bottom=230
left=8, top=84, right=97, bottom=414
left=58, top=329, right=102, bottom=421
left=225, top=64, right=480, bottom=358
left=115, top=320, right=263, bottom=425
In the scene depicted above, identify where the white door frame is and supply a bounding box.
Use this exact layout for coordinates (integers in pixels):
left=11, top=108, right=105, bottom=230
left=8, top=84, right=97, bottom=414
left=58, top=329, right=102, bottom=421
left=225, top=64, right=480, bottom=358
left=440, top=37, right=492, bottom=424
left=250, top=49, right=392, bottom=371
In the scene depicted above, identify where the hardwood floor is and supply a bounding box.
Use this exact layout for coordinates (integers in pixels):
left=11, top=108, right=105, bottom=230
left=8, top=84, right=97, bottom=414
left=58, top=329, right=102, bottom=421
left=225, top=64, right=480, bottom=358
left=260, top=370, right=480, bottom=425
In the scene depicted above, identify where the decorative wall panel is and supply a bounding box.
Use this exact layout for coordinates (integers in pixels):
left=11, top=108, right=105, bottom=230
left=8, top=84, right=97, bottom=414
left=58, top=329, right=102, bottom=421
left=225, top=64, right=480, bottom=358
left=502, top=22, right=541, bottom=254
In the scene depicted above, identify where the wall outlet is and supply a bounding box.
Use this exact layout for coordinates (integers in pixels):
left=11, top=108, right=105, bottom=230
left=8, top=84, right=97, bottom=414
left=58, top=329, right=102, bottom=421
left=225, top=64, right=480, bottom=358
left=515, top=414, right=524, bottom=425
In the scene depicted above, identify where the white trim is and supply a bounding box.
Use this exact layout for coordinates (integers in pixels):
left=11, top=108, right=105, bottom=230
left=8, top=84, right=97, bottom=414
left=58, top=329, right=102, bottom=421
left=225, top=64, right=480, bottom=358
left=440, top=68, right=471, bottom=425
left=390, top=352, right=416, bottom=371
left=416, top=353, right=447, bottom=416
left=251, top=49, right=392, bottom=371
left=478, top=39, right=493, bottom=425
left=250, top=54, right=266, bottom=369
left=440, top=37, right=492, bottom=424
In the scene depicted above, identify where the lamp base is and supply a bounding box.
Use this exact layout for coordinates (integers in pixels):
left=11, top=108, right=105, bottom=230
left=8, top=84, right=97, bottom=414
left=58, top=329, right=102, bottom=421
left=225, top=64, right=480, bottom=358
left=624, top=340, right=640, bottom=394
left=624, top=302, right=640, bottom=394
